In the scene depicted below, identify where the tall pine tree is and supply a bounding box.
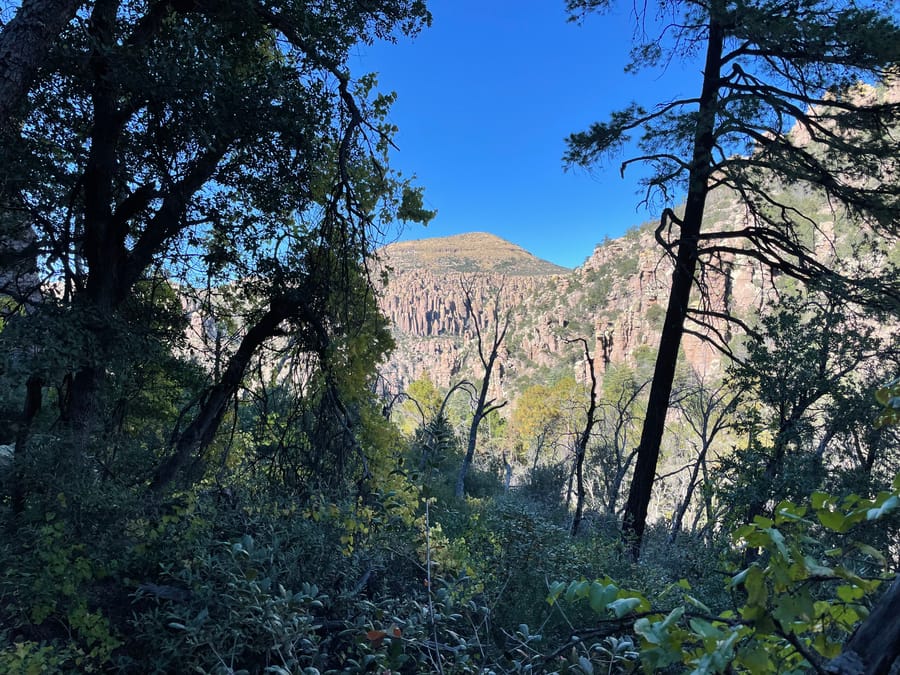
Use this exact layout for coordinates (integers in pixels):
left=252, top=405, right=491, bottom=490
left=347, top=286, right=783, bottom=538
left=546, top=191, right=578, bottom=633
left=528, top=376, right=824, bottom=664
left=566, top=0, right=900, bottom=556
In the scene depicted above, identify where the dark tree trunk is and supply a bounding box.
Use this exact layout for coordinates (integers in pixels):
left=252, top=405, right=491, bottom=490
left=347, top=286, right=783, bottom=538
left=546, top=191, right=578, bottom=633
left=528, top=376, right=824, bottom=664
left=570, top=338, right=598, bottom=536
left=621, top=16, right=724, bottom=559
left=0, top=0, right=81, bottom=123
left=571, top=444, right=586, bottom=533
left=11, top=374, right=42, bottom=514
left=57, top=0, right=125, bottom=432
left=825, top=576, right=900, bottom=674
left=150, top=299, right=293, bottom=492
left=455, top=407, right=484, bottom=499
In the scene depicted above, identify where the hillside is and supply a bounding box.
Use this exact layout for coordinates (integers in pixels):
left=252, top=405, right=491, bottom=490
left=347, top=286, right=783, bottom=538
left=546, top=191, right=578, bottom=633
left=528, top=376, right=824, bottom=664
left=373, top=183, right=873, bottom=395
left=374, top=80, right=900, bottom=398
left=373, top=222, right=744, bottom=395
left=378, top=232, right=569, bottom=276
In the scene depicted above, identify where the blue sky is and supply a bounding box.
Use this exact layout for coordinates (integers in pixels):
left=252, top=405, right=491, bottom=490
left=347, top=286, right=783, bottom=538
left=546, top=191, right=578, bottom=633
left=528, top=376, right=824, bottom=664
left=352, top=1, right=700, bottom=268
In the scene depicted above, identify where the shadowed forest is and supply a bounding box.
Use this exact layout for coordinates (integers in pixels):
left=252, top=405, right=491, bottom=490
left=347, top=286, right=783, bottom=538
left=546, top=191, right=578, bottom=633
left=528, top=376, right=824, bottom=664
left=1, top=0, right=899, bottom=672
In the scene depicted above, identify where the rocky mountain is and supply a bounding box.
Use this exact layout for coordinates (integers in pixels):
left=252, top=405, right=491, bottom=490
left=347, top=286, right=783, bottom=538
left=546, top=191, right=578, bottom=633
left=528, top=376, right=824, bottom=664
left=374, top=80, right=900, bottom=398
left=374, top=219, right=771, bottom=397
left=377, top=231, right=568, bottom=277
left=373, top=177, right=885, bottom=398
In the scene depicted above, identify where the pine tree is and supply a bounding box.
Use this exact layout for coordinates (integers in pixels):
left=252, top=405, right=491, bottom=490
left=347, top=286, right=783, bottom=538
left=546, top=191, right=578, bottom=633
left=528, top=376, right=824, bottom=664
left=566, top=0, right=900, bottom=556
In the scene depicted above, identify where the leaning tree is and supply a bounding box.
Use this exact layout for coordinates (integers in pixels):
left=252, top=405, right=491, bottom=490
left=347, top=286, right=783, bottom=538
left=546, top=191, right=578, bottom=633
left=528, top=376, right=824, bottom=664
left=565, top=0, right=900, bottom=556
left=0, top=0, right=433, bottom=499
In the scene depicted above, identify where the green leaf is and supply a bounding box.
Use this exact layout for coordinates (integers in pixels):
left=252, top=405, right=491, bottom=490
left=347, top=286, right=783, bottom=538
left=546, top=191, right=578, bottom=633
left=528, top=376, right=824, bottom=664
left=811, top=492, right=830, bottom=510
left=607, top=597, right=641, bottom=618
left=731, top=569, right=749, bottom=587
left=774, top=500, right=807, bottom=524
left=589, top=582, right=617, bottom=614
left=854, top=543, right=886, bottom=565
left=685, top=594, right=711, bottom=614
left=773, top=587, right=814, bottom=625
left=738, top=642, right=769, bottom=672
left=565, top=579, right=590, bottom=602
left=689, top=617, right=721, bottom=639
left=866, top=495, right=898, bottom=521
left=836, top=584, right=864, bottom=602
left=816, top=508, right=847, bottom=533
left=803, top=556, right=834, bottom=578
left=547, top=581, right=567, bottom=605
left=578, top=655, right=594, bottom=674
left=763, top=527, right=789, bottom=559
left=740, top=566, right=768, bottom=622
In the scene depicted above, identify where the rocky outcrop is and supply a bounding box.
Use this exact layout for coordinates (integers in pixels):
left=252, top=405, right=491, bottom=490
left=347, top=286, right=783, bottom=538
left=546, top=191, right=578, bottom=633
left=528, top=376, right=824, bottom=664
left=374, top=223, right=773, bottom=394
left=374, top=157, right=882, bottom=395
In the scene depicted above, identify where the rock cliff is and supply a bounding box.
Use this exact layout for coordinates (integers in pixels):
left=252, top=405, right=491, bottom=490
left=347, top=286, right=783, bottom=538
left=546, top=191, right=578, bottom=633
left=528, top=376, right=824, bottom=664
left=374, top=225, right=774, bottom=395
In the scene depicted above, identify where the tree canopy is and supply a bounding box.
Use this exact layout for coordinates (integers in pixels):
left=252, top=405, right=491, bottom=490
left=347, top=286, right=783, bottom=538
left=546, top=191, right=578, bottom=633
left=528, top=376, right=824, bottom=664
left=0, top=0, right=433, bottom=494
left=566, top=0, right=900, bottom=555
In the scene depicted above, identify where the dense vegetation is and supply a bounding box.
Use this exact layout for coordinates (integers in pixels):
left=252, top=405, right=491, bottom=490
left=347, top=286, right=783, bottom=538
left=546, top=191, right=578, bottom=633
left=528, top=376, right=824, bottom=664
left=1, top=0, right=899, bottom=673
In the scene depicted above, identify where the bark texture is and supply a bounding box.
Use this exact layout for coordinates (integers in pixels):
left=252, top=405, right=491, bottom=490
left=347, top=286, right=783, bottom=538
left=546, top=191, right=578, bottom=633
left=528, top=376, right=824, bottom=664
left=0, top=0, right=81, bottom=122
left=621, top=15, right=725, bottom=558
left=825, top=576, right=900, bottom=675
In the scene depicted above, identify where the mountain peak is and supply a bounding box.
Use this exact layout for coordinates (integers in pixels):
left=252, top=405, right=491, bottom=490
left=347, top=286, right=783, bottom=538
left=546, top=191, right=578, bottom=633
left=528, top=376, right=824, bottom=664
left=378, top=232, right=568, bottom=276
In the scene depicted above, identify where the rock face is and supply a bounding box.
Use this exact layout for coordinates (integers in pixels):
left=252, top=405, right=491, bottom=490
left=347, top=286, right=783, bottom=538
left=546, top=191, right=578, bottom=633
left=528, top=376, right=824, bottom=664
left=373, top=79, right=900, bottom=396
left=374, top=226, right=774, bottom=395
left=375, top=141, right=892, bottom=396
left=375, top=234, right=567, bottom=390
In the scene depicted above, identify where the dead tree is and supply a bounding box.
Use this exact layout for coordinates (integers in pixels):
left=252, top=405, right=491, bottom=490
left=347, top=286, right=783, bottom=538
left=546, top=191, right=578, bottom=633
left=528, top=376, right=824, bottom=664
left=567, top=338, right=598, bottom=536
left=454, top=278, right=510, bottom=498
left=667, top=371, right=739, bottom=543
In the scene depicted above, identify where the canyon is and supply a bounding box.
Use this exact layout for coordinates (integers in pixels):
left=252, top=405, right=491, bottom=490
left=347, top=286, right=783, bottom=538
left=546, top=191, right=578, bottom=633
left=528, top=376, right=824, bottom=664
left=373, top=213, right=777, bottom=398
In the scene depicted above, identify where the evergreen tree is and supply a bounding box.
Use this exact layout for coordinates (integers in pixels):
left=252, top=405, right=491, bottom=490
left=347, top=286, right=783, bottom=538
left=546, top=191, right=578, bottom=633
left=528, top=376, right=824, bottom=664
left=566, top=0, right=900, bottom=556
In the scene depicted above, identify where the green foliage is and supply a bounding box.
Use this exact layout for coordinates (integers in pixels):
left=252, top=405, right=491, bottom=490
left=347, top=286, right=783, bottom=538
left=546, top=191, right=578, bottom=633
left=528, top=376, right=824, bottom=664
left=402, top=373, right=444, bottom=433
left=523, top=462, right=570, bottom=506
left=0, top=641, right=69, bottom=675
left=2, top=2, right=898, bottom=673
left=718, top=294, right=890, bottom=524
left=510, top=376, right=578, bottom=466
left=548, top=476, right=900, bottom=673
left=0, top=496, right=122, bottom=672
left=129, top=535, right=328, bottom=673
left=875, top=377, right=900, bottom=428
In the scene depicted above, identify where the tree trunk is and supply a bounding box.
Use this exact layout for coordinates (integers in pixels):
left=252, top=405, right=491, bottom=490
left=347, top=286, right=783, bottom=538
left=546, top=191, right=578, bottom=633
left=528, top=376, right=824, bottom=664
left=825, top=575, right=900, bottom=674
left=11, top=374, right=42, bottom=515
left=621, top=16, right=724, bottom=559
left=571, top=445, right=587, bottom=534
left=454, top=410, right=483, bottom=498
left=0, top=0, right=81, bottom=123
left=150, top=299, right=292, bottom=492
left=570, top=338, right=598, bottom=536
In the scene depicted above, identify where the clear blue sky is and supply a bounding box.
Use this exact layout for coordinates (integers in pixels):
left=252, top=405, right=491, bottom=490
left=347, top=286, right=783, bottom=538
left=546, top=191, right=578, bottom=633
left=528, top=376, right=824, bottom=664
left=352, top=1, right=700, bottom=268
